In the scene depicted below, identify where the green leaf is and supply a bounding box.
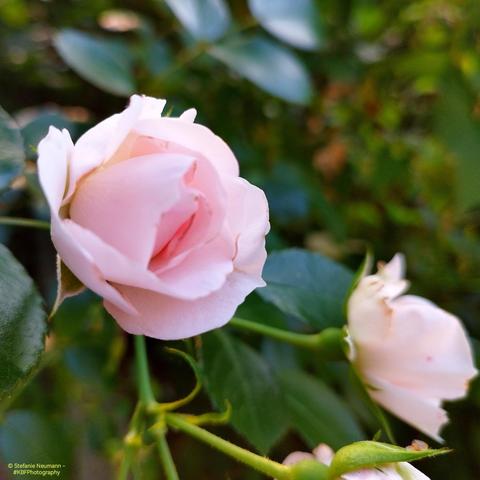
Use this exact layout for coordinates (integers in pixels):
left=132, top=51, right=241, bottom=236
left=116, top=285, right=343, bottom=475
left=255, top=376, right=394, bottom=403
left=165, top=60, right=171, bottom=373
left=0, top=106, right=24, bottom=191
left=210, top=35, right=313, bottom=105
left=434, top=72, right=480, bottom=210
left=164, top=0, right=230, bottom=42
left=258, top=248, right=353, bottom=329
left=0, top=410, right=72, bottom=468
left=201, top=330, right=288, bottom=453
left=248, top=0, right=324, bottom=51
left=278, top=369, right=364, bottom=450
left=53, top=29, right=135, bottom=96
left=0, top=244, right=46, bottom=404
left=328, top=441, right=449, bottom=479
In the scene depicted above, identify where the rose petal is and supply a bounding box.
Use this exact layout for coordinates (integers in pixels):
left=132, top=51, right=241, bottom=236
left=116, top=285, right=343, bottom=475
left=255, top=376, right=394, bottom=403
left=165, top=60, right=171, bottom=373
left=222, top=176, right=270, bottom=277
left=64, top=95, right=167, bottom=201
left=179, top=108, right=197, bottom=122
left=154, top=234, right=234, bottom=299
left=134, top=117, right=239, bottom=176
left=37, top=126, right=73, bottom=212
left=282, top=452, right=315, bottom=466
left=312, top=444, right=335, bottom=466
left=51, top=217, right=137, bottom=314
left=104, top=271, right=263, bottom=340
left=379, top=253, right=406, bottom=282
left=357, top=295, right=477, bottom=400
left=38, top=127, right=136, bottom=314
left=151, top=157, right=227, bottom=272
left=365, top=374, right=448, bottom=442
left=69, top=153, right=195, bottom=265
left=61, top=219, right=228, bottom=300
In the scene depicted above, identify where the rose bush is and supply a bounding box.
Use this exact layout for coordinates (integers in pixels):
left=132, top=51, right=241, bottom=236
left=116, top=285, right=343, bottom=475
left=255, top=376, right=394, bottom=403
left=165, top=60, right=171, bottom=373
left=282, top=443, right=430, bottom=480
left=347, top=254, right=477, bottom=441
left=38, top=95, right=269, bottom=339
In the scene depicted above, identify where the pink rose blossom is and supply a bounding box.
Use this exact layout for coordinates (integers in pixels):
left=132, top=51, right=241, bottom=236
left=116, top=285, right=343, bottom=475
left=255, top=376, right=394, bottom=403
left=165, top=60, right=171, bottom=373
left=347, top=254, right=477, bottom=441
left=282, top=443, right=430, bottom=480
left=38, top=95, right=269, bottom=339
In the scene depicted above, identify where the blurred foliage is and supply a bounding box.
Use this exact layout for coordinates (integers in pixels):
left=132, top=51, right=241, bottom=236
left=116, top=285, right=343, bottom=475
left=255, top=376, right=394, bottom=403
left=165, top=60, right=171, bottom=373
left=0, top=0, right=480, bottom=478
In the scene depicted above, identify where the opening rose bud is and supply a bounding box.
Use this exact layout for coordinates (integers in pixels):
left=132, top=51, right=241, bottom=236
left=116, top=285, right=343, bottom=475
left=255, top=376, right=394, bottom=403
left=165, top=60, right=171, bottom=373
left=38, top=95, right=269, bottom=340
left=282, top=443, right=430, bottom=480
left=347, top=253, right=477, bottom=441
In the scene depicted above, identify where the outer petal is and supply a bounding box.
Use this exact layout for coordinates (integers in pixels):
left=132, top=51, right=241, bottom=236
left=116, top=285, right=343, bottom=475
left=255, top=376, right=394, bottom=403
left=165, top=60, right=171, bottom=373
left=179, top=108, right=197, bottom=122
left=65, top=95, right=167, bottom=201
left=342, top=466, right=403, bottom=480
left=365, top=375, right=448, bottom=442
left=347, top=279, right=394, bottom=347
left=342, top=461, right=430, bottom=480
left=69, top=153, right=195, bottom=266
left=379, top=253, right=406, bottom=283
left=134, top=117, right=239, bottom=176
left=312, top=444, right=334, bottom=466
left=396, top=462, right=430, bottom=480
left=37, top=126, right=73, bottom=212
left=282, top=452, right=315, bottom=466
left=51, top=217, right=137, bottom=314
left=38, top=127, right=136, bottom=314
left=357, top=296, right=477, bottom=401
left=104, top=271, right=264, bottom=340
left=223, top=176, right=270, bottom=277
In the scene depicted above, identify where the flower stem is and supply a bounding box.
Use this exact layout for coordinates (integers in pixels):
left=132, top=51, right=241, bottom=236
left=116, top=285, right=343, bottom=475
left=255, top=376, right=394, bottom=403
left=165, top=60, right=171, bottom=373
left=230, top=318, right=346, bottom=360
left=117, top=450, right=132, bottom=480
left=157, top=432, right=180, bottom=480
left=165, top=413, right=291, bottom=479
left=134, top=335, right=156, bottom=406
left=0, top=216, right=50, bottom=230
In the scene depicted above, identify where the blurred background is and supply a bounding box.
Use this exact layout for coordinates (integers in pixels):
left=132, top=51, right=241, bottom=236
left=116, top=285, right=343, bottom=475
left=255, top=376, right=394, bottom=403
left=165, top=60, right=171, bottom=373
left=0, top=0, right=480, bottom=478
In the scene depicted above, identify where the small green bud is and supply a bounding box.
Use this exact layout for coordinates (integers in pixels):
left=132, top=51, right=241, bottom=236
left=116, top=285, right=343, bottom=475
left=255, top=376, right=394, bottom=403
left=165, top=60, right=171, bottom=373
left=290, top=459, right=329, bottom=480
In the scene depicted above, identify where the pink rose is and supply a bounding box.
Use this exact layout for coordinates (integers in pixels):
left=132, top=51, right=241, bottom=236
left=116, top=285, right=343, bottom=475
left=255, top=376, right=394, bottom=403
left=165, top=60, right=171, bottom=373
left=282, top=443, right=430, bottom=480
left=347, top=254, right=477, bottom=441
left=38, top=95, right=269, bottom=339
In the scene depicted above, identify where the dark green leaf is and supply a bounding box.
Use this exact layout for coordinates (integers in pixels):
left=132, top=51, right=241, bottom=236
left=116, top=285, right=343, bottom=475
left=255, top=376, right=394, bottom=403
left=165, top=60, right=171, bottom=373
left=164, top=0, right=230, bottom=41
left=328, top=441, right=449, bottom=479
left=210, top=35, right=313, bottom=105
left=0, top=244, right=46, bottom=404
left=248, top=0, right=324, bottom=51
left=0, top=106, right=24, bottom=191
left=258, top=249, right=353, bottom=329
left=201, top=330, right=288, bottom=453
left=53, top=29, right=135, bottom=96
left=144, top=40, right=173, bottom=76
left=278, top=369, right=364, bottom=450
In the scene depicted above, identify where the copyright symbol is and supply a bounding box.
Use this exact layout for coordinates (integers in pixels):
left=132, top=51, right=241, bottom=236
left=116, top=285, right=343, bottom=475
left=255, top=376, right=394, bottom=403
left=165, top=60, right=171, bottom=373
left=7, top=463, right=12, bottom=469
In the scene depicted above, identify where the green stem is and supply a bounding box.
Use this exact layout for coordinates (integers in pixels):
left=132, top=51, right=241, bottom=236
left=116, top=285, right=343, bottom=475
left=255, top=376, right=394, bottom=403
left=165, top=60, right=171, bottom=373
left=134, top=335, right=156, bottom=406
left=0, top=216, right=50, bottom=230
left=157, top=433, right=180, bottom=480
left=230, top=318, right=346, bottom=360
left=165, top=413, right=291, bottom=480
left=117, top=449, right=132, bottom=480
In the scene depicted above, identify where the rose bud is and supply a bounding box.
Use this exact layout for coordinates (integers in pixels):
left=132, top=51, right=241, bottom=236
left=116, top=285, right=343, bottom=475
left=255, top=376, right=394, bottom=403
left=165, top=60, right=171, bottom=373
left=38, top=95, right=269, bottom=340
left=347, top=253, right=477, bottom=441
